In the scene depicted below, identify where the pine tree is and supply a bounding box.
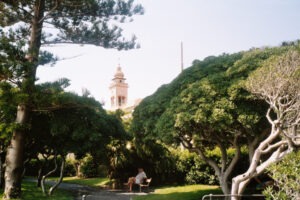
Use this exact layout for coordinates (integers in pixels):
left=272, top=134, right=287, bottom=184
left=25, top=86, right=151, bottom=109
left=0, top=0, right=143, bottom=198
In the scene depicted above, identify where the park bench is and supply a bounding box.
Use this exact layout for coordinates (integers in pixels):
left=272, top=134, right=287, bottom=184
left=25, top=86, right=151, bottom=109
left=139, top=178, right=152, bottom=192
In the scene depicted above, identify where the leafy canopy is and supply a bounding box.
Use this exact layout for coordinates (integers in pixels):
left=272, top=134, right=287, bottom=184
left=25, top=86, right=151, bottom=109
left=0, top=0, right=144, bottom=49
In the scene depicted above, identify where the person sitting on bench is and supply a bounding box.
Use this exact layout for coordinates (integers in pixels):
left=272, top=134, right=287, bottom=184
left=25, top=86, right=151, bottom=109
left=127, top=168, right=147, bottom=192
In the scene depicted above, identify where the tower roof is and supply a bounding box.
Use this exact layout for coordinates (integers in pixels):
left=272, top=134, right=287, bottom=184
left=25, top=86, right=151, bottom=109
left=113, top=65, right=125, bottom=79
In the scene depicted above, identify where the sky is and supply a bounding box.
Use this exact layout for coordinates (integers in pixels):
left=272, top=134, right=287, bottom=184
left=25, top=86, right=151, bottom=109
left=37, top=0, right=300, bottom=108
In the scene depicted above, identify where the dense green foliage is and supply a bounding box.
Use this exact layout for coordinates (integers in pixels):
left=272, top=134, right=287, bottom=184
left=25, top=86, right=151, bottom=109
left=25, top=85, right=127, bottom=191
left=263, top=151, right=300, bottom=200
left=131, top=42, right=300, bottom=193
left=28, top=81, right=124, bottom=151
left=0, top=1, right=144, bottom=198
left=100, top=139, right=177, bottom=186
left=173, top=148, right=249, bottom=185
left=173, top=149, right=217, bottom=185
left=0, top=0, right=144, bottom=49
left=132, top=45, right=295, bottom=143
left=79, top=154, right=102, bottom=178
left=26, top=157, right=76, bottom=177
left=232, top=48, right=300, bottom=196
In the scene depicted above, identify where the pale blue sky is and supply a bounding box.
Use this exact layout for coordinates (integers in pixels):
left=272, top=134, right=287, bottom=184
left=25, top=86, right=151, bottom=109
left=37, top=0, right=300, bottom=107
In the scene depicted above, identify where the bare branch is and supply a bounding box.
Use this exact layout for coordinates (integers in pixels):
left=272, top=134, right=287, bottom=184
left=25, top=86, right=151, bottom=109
left=233, top=50, right=300, bottom=197
left=256, top=144, right=291, bottom=175
left=266, top=108, right=274, bottom=125
left=218, top=140, right=228, bottom=172
left=179, top=136, right=221, bottom=177
left=261, top=140, right=286, bottom=154
left=39, top=0, right=61, bottom=23
left=224, top=135, right=241, bottom=181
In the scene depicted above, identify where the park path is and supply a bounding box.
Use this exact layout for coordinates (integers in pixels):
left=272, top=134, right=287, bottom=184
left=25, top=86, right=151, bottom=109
left=47, top=180, right=149, bottom=200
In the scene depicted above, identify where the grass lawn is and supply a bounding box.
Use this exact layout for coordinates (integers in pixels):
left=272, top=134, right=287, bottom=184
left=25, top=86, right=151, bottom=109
left=133, top=184, right=222, bottom=200
left=51, top=176, right=111, bottom=187
left=0, top=180, right=73, bottom=200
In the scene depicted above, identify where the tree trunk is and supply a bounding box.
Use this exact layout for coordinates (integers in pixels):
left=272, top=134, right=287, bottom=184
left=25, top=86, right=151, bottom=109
left=49, top=158, right=65, bottom=195
left=3, top=105, right=29, bottom=199
left=37, top=168, right=43, bottom=187
left=37, top=156, right=47, bottom=187
left=247, top=128, right=269, bottom=163
left=0, top=153, right=4, bottom=189
left=21, top=158, right=30, bottom=178
left=181, top=139, right=239, bottom=195
left=220, top=176, right=230, bottom=195
left=231, top=125, right=288, bottom=200
left=75, top=162, right=83, bottom=177
left=3, top=0, right=45, bottom=198
left=41, top=155, right=58, bottom=194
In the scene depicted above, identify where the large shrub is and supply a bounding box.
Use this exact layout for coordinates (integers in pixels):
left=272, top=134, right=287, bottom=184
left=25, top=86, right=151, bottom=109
left=64, top=159, right=76, bottom=177
left=25, top=156, right=76, bottom=178
left=263, top=151, right=300, bottom=200
left=185, top=160, right=217, bottom=185
left=172, top=148, right=218, bottom=185
left=80, top=154, right=100, bottom=178
left=173, top=147, right=249, bottom=185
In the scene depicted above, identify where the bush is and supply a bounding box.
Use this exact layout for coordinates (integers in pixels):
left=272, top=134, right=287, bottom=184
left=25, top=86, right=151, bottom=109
left=80, top=154, right=100, bottom=178
left=173, top=149, right=218, bottom=185
left=186, top=164, right=217, bottom=185
left=26, top=158, right=61, bottom=177
left=263, top=151, right=300, bottom=200
left=109, top=144, right=248, bottom=187
left=26, top=156, right=75, bottom=177
left=25, top=158, right=40, bottom=177
left=64, top=159, right=76, bottom=177
left=172, top=147, right=249, bottom=186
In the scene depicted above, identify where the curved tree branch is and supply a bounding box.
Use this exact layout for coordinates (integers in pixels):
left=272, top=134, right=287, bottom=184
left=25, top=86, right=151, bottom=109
left=39, top=0, right=61, bottom=23
left=41, top=153, right=58, bottom=194
left=48, top=155, right=65, bottom=195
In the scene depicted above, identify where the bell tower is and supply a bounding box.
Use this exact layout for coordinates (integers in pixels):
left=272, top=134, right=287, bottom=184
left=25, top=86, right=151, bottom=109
left=109, top=65, right=128, bottom=110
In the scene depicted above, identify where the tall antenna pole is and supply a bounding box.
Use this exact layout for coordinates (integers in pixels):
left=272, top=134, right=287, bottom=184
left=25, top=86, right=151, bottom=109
left=181, top=41, right=184, bottom=72
left=118, top=57, right=121, bottom=67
